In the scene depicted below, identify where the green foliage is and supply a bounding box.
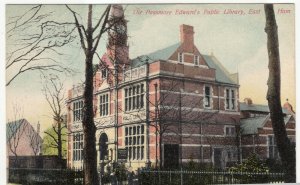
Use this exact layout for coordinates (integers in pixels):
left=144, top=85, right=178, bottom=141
left=229, top=154, right=270, bottom=183
left=42, top=126, right=67, bottom=158
left=229, top=154, right=269, bottom=173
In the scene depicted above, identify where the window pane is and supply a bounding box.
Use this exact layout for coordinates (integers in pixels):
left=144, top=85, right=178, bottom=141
left=141, top=125, right=144, bottom=134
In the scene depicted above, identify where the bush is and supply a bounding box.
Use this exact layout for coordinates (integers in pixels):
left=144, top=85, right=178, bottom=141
left=229, top=154, right=269, bottom=183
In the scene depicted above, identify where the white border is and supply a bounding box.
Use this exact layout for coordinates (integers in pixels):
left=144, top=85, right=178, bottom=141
left=1, top=1, right=298, bottom=184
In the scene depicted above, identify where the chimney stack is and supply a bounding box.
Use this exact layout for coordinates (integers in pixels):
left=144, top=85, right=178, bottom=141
left=180, top=24, right=194, bottom=52
left=244, top=98, right=253, bottom=105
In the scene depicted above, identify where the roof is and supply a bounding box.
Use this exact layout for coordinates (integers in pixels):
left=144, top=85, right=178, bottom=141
left=241, top=114, right=292, bottom=135
left=130, top=43, right=237, bottom=85
left=241, top=116, right=268, bottom=135
left=6, top=119, right=26, bottom=141
left=240, top=102, right=289, bottom=114
left=131, top=43, right=181, bottom=68
left=203, top=55, right=237, bottom=84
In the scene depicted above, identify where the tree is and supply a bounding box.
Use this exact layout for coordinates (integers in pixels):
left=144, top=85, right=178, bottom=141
left=149, top=78, right=217, bottom=169
left=26, top=123, right=42, bottom=156
left=6, top=5, right=76, bottom=86
left=66, top=5, right=112, bottom=185
left=42, top=75, right=67, bottom=167
left=42, top=126, right=67, bottom=157
left=264, top=4, right=295, bottom=182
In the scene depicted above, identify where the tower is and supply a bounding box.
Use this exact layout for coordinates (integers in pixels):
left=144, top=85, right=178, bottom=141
left=107, top=5, right=129, bottom=67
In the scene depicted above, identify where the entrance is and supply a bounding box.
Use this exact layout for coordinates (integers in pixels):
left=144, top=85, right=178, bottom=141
left=99, top=133, right=108, bottom=160
left=164, top=144, right=179, bottom=169
left=213, top=148, right=223, bottom=169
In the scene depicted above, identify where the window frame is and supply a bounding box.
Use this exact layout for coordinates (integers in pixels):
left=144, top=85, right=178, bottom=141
left=73, top=133, right=84, bottom=161
left=73, top=100, right=84, bottom=122
left=194, top=55, right=199, bottom=66
left=178, top=53, right=184, bottom=63
left=99, top=93, right=109, bottom=117
left=101, top=68, right=107, bottom=79
left=124, top=83, right=145, bottom=112
left=225, top=88, right=236, bottom=111
left=124, top=124, right=145, bottom=161
left=225, top=126, right=236, bottom=136
left=204, top=85, right=212, bottom=108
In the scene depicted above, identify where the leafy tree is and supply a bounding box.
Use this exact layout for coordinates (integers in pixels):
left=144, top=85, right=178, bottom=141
left=42, top=126, right=67, bottom=158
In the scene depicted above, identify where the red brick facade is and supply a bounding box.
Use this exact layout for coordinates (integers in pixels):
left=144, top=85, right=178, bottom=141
left=66, top=6, right=295, bottom=170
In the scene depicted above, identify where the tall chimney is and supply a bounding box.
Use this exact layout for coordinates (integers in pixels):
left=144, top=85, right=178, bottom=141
left=180, top=24, right=194, bottom=52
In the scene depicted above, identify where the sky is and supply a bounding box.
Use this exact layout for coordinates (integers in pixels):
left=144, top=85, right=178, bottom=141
left=5, top=4, right=295, bottom=135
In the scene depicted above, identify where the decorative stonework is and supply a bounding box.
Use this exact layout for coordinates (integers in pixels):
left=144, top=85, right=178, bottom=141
left=124, top=65, right=147, bottom=82
left=123, top=110, right=146, bottom=123
left=95, top=116, right=115, bottom=128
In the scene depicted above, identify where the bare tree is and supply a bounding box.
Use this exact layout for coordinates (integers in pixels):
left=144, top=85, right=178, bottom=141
left=66, top=5, right=112, bottom=185
left=149, top=78, right=217, bottom=169
left=7, top=105, right=28, bottom=167
left=42, top=74, right=67, bottom=167
left=7, top=106, right=26, bottom=156
left=264, top=4, right=295, bottom=182
left=6, top=5, right=76, bottom=86
left=26, top=124, right=42, bottom=156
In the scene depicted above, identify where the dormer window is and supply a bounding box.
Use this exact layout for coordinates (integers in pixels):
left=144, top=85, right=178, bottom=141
left=101, top=68, right=107, bottom=79
left=194, top=55, right=199, bottom=65
left=178, top=53, right=183, bottom=63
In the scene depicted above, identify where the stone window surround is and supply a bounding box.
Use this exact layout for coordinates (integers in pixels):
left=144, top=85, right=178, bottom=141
left=124, top=124, right=145, bottom=161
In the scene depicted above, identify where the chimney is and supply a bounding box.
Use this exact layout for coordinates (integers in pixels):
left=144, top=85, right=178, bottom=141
left=180, top=24, right=194, bottom=52
left=244, top=98, right=253, bottom=105
left=283, top=99, right=295, bottom=114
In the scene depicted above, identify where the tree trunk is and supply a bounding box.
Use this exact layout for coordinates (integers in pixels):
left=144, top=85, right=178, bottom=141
left=57, top=119, right=63, bottom=168
left=82, top=5, right=99, bottom=185
left=159, top=132, right=163, bottom=169
left=264, top=4, right=295, bottom=182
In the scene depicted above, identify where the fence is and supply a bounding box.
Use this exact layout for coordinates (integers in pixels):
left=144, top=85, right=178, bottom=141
left=8, top=168, right=83, bottom=185
left=138, top=169, right=285, bottom=185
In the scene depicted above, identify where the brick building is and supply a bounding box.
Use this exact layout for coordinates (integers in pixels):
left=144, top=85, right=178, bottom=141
left=240, top=98, right=295, bottom=161
left=66, top=5, right=241, bottom=170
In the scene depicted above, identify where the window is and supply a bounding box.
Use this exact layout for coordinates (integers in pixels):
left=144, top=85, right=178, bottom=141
left=178, top=53, right=183, bottom=63
left=102, top=68, right=107, bottom=79
left=125, top=125, right=145, bottom=160
left=125, top=84, right=144, bottom=111
left=225, top=126, right=236, bottom=136
left=194, top=55, right=199, bottom=65
left=268, top=135, right=279, bottom=159
left=99, top=94, right=109, bottom=116
left=73, top=100, right=83, bottom=122
left=204, top=86, right=211, bottom=108
left=225, top=88, right=236, bottom=110
left=73, top=133, right=84, bottom=161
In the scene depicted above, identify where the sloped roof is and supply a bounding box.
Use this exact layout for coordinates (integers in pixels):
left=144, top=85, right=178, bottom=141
left=131, top=43, right=237, bottom=85
left=241, top=114, right=292, bottom=135
left=240, top=102, right=289, bottom=114
left=241, top=116, right=268, bottom=135
left=202, top=55, right=237, bottom=84
left=6, top=119, right=26, bottom=141
left=131, top=43, right=181, bottom=68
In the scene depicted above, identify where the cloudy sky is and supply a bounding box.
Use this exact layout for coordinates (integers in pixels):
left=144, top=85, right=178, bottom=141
left=6, top=4, right=295, bottom=134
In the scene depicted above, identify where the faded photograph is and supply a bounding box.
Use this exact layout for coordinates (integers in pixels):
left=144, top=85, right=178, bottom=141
left=6, top=4, right=295, bottom=185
